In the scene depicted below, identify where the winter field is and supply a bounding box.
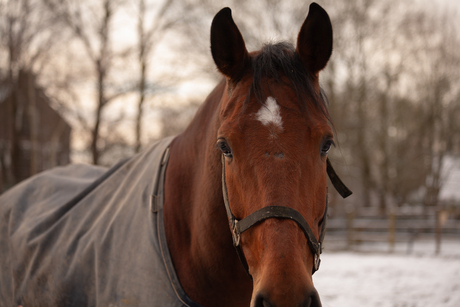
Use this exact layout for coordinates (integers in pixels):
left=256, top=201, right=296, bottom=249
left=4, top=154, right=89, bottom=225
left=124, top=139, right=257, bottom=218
left=314, top=238, right=460, bottom=307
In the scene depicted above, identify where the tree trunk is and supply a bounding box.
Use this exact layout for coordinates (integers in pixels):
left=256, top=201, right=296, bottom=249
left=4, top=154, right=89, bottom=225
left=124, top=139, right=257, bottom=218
left=135, top=61, right=146, bottom=153
left=378, top=74, right=392, bottom=216
left=356, top=77, right=372, bottom=208
left=135, top=0, right=147, bottom=153
left=91, top=67, right=105, bottom=165
left=27, top=72, right=38, bottom=175
left=91, top=0, right=112, bottom=165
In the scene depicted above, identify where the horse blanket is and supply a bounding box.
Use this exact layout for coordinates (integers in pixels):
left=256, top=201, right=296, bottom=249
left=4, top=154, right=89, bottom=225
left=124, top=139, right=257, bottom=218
left=0, top=137, right=202, bottom=307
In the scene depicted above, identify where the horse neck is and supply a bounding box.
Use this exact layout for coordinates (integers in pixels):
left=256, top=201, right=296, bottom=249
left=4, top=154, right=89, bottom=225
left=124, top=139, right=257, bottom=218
left=163, top=80, right=253, bottom=306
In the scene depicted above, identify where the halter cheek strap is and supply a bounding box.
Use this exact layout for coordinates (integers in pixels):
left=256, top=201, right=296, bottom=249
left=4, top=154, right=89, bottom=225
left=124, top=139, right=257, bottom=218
left=221, top=156, right=351, bottom=278
left=326, top=158, right=352, bottom=198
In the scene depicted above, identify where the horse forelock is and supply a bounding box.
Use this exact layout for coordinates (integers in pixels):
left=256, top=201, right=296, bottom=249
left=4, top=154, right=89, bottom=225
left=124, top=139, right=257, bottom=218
left=243, top=42, right=331, bottom=124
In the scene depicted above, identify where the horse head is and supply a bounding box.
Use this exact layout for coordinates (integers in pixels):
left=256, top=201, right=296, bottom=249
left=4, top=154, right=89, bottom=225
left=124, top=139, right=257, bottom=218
left=212, top=3, right=333, bottom=307
left=165, top=3, right=351, bottom=307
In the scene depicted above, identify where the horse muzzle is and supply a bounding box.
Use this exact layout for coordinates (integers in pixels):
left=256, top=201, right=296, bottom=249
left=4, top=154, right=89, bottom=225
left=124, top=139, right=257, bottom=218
left=252, top=289, right=322, bottom=307
left=244, top=218, right=323, bottom=307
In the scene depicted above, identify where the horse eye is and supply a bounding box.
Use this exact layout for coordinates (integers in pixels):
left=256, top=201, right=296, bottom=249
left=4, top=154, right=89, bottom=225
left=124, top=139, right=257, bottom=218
left=217, top=140, right=233, bottom=158
left=321, top=141, right=333, bottom=156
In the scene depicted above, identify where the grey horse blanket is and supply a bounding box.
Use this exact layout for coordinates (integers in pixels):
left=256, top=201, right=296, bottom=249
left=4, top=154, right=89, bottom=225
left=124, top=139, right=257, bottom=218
left=0, top=137, right=202, bottom=307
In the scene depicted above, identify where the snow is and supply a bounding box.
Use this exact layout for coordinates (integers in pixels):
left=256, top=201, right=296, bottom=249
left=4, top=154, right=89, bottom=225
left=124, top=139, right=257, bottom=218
left=314, top=239, right=460, bottom=307
left=440, top=156, right=460, bottom=203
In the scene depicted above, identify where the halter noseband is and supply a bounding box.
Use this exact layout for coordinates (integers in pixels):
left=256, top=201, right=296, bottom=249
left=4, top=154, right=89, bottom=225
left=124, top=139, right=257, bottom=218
left=221, top=156, right=351, bottom=278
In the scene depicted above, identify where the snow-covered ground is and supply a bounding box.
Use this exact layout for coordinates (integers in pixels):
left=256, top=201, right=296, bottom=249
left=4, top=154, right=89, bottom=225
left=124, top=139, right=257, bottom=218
left=314, top=239, right=460, bottom=307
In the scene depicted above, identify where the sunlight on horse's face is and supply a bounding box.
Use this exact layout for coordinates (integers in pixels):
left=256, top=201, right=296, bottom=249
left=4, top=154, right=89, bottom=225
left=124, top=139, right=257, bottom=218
left=218, top=76, right=332, bottom=306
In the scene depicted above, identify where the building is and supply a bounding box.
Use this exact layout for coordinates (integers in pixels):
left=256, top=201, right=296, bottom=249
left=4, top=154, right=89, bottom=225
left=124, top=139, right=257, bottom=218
left=0, top=70, right=71, bottom=192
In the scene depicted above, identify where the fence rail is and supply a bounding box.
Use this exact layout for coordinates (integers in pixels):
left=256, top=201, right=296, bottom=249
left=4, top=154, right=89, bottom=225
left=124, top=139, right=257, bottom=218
left=325, top=211, right=460, bottom=253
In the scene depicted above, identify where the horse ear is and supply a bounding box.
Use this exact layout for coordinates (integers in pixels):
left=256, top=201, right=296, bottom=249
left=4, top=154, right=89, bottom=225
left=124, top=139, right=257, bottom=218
left=296, top=3, right=333, bottom=76
left=211, top=8, right=249, bottom=81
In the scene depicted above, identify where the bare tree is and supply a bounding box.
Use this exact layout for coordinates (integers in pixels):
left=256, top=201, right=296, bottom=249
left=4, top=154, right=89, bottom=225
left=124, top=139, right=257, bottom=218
left=411, top=10, right=460, bottom=212
left=44, top=0, right=132, bottom=165
left=134, top=0, right=177, bottom=152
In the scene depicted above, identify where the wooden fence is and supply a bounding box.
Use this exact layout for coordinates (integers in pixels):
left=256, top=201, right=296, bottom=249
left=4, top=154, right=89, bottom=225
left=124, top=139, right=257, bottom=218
left=325, top=211, right=460, bottom=253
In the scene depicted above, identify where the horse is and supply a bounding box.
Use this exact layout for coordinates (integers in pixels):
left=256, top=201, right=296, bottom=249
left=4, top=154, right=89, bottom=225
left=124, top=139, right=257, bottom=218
left=0, top=3, right=351, bottom=307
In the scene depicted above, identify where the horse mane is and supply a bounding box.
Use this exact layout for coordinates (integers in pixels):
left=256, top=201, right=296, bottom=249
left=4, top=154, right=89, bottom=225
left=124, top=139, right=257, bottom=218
left=246, top=42, right=331, bottom=122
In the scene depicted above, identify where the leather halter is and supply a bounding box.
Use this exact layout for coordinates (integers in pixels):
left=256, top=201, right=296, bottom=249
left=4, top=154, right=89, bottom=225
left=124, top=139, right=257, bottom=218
left=221, top=156, right=352, bottom=278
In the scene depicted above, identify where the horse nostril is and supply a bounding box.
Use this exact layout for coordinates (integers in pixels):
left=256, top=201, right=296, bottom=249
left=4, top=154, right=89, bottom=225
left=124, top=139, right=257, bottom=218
left=253, top=293, right=274, bottom=307
left=253, top=289, right=321, bottom=307
left=304, top=289, right=322, bottom=307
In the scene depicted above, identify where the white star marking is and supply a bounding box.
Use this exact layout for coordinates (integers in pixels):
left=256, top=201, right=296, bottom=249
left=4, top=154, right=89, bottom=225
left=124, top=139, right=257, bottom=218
left=255, top=96, right=283, bottom=129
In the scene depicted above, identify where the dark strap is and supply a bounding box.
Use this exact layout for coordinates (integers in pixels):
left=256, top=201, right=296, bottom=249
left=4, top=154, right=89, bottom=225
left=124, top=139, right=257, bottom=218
left=221, top=156, right=252, bottom=276
left=327, top=158, right=352, bottom=198
left=318, top=195, right=328, bottom=250
left=235, top=206, right=320, bottom=256
left=221, top=155, right=352, bottom=277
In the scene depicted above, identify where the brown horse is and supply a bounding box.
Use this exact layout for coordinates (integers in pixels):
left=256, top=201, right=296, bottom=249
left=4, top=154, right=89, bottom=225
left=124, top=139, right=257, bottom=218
left=164, top=3, right=349, bottom=307
left=0, top=3, right=350, bottom=307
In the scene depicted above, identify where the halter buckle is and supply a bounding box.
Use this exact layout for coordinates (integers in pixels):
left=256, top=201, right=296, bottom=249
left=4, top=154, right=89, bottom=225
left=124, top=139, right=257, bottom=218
left=232, top=220, right=241, bottom=246
left=314, top=252, right=321, bottom=272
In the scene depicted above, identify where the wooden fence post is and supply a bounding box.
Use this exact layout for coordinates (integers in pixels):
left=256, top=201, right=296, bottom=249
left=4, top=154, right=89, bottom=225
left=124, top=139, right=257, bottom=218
left=436, top=207, right=448, bottom=255
left=347, top=209, right=354, bottom=250
left=388, top=211, right=396, bottom=253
